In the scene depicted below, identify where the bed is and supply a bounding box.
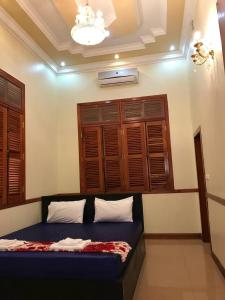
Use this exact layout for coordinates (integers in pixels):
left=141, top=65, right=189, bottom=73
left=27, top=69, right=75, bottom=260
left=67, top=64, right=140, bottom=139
left=0, top=193, right=145, bottom=300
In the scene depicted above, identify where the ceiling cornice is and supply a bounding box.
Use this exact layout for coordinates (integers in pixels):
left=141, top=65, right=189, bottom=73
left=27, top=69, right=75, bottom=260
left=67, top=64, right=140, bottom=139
left=15, top=0, right=166, bottom=58
left=0, top=0, right=197, bottom=74
left=0, top=7, right=57, bottom=72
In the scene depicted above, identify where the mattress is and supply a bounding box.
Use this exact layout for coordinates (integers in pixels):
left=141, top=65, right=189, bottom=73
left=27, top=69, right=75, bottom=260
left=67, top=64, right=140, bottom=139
left=0, top=221, right=143, bottom=280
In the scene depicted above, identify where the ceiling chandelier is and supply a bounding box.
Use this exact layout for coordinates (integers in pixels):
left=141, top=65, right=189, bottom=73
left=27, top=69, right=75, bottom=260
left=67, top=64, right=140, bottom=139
left=71, top=2, right=110, bottom=46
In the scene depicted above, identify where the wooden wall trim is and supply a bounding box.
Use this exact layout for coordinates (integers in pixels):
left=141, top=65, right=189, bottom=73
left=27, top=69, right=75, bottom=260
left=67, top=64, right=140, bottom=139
left=207, top=193, right=225, bottom=207
left=0, top=197, right=41, bottom=210
left=212, top=251, right=225, bottom=278
left=143, top=188, right=198, bottom=194
left=56, top=189, right=198, bottom=197
left=25, top=197, right=42, bottom=204
left=144, top=233, right=202, bottom=239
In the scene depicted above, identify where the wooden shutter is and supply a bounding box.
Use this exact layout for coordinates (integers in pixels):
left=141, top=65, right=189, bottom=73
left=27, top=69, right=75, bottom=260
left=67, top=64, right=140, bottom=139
left=7, top=110, right=24, bottom=206
left=81, top=127, right=104, bottom=192
left=79, top=103, right=120, bottom=125
left=123, top=123, right=149, bottom=191
left=103, top=126, right=123, bottom=191
left=143, top=100, right=165, bottom=119
left=101, top=103, right=120, bottom=123
left=0, top=76, right=6, bottom=104
left=146, top=120, right=171, bottom=190
left=123, top=102, right=143, bottom=121
left=80, top=106, right=101, bottom=125
left=122, top=98, right=165, bottom=122
left=6, top=82, right=22, bottom=110
left=0, top=106, right=7, bottom=208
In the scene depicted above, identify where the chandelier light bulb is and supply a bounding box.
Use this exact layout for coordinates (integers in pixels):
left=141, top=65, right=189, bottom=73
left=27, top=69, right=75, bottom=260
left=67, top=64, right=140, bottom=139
left=96, top=10, right=103, bottom=18
left=71, top=4, right=110, bottom=46
left=194, top=31, right=201, bottom=41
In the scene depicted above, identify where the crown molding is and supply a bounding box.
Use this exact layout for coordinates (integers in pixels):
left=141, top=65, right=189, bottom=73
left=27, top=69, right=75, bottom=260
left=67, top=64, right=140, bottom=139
left=15, top=0, right=167, bottom=58
left=82, top=42, right=147, bottom=58
left=0, top=7, right=58, bottom=73
left=57, top=50, right=185, bottom=74
left=16, top=0, right=66, bottom=48
left=0, top=0, right=195, bottom=74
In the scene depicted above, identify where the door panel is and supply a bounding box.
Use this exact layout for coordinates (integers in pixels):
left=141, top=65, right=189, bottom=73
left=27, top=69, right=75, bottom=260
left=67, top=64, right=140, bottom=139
left=123, top=123, right=149, bottom=191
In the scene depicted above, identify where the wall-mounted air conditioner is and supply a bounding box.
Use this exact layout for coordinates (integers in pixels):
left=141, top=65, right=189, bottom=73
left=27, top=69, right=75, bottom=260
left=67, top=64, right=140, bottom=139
left=98, top=68, right=139, bottom=87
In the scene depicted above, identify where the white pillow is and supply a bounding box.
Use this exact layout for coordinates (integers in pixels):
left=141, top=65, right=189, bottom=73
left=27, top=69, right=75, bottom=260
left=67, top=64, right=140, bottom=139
left=47, top=200, right=86, bottom=223
left=94, top=197, right=133, bottom=223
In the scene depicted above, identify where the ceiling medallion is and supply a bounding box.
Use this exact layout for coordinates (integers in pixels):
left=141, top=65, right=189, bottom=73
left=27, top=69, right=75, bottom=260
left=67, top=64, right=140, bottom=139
left=71, top=2, right=110, bottom=46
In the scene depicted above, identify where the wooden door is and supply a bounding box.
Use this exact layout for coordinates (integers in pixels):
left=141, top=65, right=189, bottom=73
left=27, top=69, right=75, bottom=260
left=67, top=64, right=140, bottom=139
left=194, top=131, right=211, bottom=242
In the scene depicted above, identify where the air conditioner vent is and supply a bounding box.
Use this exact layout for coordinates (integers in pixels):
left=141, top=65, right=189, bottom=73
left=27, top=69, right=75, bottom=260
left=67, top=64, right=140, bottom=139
left=98, top=68, right=139, bottom=87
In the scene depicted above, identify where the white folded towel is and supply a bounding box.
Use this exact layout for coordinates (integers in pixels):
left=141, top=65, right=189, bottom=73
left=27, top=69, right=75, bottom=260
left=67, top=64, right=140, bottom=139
left=0, top=239, right=26, bottom=251
left=57, top=238, right=83, bottom=246
left=49, top=238, right=91, bottom=251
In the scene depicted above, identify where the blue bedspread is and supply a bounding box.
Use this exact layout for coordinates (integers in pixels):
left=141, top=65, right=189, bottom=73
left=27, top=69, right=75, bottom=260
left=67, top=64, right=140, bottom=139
left=0, top=222, right=143, bottom=280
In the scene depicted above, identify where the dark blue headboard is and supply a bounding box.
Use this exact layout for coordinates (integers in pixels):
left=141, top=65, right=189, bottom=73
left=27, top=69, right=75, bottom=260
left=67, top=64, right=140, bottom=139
left=42, top=193, right=144, bottom=228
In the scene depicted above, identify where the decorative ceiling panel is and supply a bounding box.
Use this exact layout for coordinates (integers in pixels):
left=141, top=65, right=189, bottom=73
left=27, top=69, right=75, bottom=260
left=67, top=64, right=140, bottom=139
left=0, top=0, right=187, bottom=72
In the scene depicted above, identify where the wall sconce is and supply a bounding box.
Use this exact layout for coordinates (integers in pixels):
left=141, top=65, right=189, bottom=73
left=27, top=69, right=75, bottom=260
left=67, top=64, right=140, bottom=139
left=191, top=42, right=214, bottom=65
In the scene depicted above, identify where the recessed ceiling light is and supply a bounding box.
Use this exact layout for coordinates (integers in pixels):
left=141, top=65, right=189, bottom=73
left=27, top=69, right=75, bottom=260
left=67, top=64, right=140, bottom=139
left=114, top=54, right=120, bottom=60
left=169, top=45, right=175, bottom=51
left=60, top=61, right=66, bottom=67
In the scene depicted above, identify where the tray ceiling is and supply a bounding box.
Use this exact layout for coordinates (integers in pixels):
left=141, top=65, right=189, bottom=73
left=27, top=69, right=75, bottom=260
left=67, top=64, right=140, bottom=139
left=0, top=0, right=187, bottom=72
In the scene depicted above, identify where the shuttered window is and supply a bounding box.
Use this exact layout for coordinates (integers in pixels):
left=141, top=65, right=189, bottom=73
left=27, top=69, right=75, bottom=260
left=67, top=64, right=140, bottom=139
left=123, top=123, right=148, bottom=191
left=0, top=106, right=7, bottom=208
left=77, top=95, right=174, bottom=193
left=81, top=127, right=104, bottom=192
left=103, top=126, right=123, bottom=191
left=0, top=69, right=25, bottom=209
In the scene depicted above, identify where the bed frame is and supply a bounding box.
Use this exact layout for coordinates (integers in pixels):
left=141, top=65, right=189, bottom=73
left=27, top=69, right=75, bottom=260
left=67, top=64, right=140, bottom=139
left=2, top=193, right=145, bottom=300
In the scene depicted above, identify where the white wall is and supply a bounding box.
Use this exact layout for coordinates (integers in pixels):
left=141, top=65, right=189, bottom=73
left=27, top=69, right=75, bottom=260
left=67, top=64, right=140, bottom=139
left=188, top=0, right=225, bottom=267
left=0, top=10, right=203, bottom=236
left=143, top=193, right=200, bottom=233
left=56, top=60, right=201, bottom=234
left=0, top=21, right=58, bottom=235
